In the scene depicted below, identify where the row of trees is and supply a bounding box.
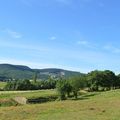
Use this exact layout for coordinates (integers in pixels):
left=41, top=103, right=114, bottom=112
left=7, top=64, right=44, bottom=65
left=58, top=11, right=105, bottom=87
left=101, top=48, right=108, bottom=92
left=56, top=70, right=120, bottom=100
left=4, top=70, right=120, bottom=100
left=87, top=70, right=120, bottom=91
left=4, top=79, right=56, bottom=91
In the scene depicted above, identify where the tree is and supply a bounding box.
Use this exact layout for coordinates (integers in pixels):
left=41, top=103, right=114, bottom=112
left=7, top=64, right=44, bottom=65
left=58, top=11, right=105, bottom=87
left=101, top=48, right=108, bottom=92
left=56, top=80, right=67, bottom=100
left=87, top=70, right=102, bottom=91
left=65, top=81, right=72, bottom=97
left=47, top=76, right=56, bottom=89
left=115, top=75, right=120, bottom=89
left=4, top=79, right=33, bottom=90
left=99, top=70, right=114, bottom=90
left=87, top=70, right=117, bottom=91
left=70, top=76, right=86, bottom=99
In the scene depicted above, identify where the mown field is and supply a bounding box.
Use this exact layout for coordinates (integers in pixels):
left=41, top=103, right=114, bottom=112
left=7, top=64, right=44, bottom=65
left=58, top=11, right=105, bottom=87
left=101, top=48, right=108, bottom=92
left=1, top=89, right=120, bottom=120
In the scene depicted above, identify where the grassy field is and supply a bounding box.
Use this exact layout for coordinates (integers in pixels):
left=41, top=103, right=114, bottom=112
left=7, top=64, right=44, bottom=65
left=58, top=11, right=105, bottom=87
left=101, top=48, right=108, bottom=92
left=1, top=90, right=120, bottom=120
left=0, top=82, right=6, bottom=89
left=0, top=89, right=57, bottom=99
left=0, top=89, right=57, bottom=107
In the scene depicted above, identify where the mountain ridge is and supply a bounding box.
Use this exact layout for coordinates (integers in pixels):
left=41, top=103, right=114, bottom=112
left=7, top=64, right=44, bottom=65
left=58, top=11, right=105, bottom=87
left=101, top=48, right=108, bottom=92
left=0, top=64, right=83, bottom=81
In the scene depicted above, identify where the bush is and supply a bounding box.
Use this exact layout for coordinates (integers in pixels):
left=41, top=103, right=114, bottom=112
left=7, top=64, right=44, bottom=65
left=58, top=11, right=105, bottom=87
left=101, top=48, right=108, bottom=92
left=4, top=80, right=34, bottom=91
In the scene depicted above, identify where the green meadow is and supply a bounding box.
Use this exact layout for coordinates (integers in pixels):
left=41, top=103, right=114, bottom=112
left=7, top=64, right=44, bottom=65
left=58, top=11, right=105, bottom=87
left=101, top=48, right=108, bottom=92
left=0, top=82, right=6, bottom=89
left=1, top=89, right=120, bottom=120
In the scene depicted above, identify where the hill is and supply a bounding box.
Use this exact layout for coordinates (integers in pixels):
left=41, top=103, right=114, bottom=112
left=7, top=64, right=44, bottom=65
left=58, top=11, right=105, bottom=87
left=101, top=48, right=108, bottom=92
left=0, top=64, right=83, bottom=81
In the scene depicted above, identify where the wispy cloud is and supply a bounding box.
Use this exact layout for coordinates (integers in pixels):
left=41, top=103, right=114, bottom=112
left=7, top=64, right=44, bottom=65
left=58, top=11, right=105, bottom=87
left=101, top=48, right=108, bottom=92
left=3, top=29, right=22, bottom=39
left=77, top=40, right=88, bottom=45
left=104, top=45, right=120, bottom=54
left=50, top=36, right=57, bottom=40
left=77, top=40, right=96, bottom=49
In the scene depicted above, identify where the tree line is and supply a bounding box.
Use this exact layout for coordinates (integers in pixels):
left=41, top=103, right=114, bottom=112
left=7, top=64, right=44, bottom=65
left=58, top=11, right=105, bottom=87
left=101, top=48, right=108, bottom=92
left=3, top=70, right=120, bottom=100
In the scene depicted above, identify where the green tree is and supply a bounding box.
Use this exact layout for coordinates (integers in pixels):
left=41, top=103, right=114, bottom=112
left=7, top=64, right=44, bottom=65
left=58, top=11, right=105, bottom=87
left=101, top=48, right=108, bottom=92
left=56, top=80, right=67, bottom=100
left=87, top=70, right=117, bottom=91
left=70, top=76, right=86, bottom=99
left=4, top=79, right=33, bottom=90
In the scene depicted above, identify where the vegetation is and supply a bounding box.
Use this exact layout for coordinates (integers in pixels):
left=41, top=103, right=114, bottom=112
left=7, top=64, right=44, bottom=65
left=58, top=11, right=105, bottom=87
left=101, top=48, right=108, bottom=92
left=56, top=80, right=70, bottom=100
left=4, top=79, right=56, bottom=91
left=3, top=69, right=120, bottom=95
left=56, top=77, right=86, bottom=100
left=0, top=89, right=57, bottom=107
left=4, top=80, right=34, bottom=91
left=1, top=90, right=120, bottom=120
left=0, top=82, right=6, bottom=90
left=0, top=64, right=82, bottom=81
left=87, top=70, right=119, bottom=91
left=2, top=68, right=120, bottom=119
left=0, top=89, right=56, bottom=99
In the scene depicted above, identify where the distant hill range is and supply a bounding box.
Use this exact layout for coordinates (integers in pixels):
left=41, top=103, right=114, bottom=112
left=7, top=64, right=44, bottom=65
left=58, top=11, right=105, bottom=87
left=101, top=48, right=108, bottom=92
left=0, top=64, right=84, bottom=81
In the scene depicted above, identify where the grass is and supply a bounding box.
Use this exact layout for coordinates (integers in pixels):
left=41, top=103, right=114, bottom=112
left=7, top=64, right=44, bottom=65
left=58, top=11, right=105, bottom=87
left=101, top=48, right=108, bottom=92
left=0, top=89, right=57, bottom=99
left=0, top=99, right=18, bottom=107
left=1, top=90, right=120, bottom=119
left=0, top=89, right=57, bottom=107
left=0, top=82, right=6, bottom=89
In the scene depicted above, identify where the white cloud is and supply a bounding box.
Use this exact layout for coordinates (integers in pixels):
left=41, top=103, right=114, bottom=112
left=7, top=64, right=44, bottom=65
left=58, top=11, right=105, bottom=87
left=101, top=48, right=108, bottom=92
left=3, top=29, right=22, bottom=39
left=104, top=45, right=120, bottom=53
left=77, top=40, right=88, bottom=45
left=77, top=40, right=96, bottom=49
left=50, top=36, right=57, bottom=40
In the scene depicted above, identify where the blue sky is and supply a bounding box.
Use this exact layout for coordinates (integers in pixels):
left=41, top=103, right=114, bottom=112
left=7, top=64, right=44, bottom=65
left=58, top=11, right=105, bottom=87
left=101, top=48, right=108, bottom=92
left=0, top=0, right=120, bottom=73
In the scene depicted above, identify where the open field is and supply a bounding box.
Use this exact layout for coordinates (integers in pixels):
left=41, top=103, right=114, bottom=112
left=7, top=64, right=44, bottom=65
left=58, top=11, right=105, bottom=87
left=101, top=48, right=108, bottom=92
left=0, top=89, right=57, bottom=99
left=0, top=89, right=57, bottom=107
left=1, top=90, right=120, bottom=120
left=0, top=82, right=6, bottom=89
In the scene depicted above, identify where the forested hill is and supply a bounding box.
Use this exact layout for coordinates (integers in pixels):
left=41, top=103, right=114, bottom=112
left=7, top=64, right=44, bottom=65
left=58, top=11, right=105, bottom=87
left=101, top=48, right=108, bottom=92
left=0, top=64, right=83, bottom=81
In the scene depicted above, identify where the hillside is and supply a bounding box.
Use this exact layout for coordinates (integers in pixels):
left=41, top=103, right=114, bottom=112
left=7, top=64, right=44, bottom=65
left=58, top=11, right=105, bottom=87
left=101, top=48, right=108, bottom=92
left=0, top=64, right=83, bottom=81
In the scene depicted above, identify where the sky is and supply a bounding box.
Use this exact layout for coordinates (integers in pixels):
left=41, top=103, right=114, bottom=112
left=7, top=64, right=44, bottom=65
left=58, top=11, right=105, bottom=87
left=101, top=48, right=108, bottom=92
left=0, top=0, right=120, bottom=73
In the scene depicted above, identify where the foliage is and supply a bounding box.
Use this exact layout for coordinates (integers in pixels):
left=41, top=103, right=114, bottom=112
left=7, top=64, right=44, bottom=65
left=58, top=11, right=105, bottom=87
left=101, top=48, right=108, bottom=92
left=4, top=80, right=34, bottom=91
left=2, top=90, right=120, bottom=120
left=56, top=76, right=86, bottom=100
left=56, top=79, right=69, bottom=100
left=87, top=70, right=117, bottom=91
left=4, top=79, right=57, bottom=91
left=70, top=76, right=87, bottom=99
